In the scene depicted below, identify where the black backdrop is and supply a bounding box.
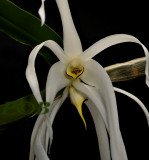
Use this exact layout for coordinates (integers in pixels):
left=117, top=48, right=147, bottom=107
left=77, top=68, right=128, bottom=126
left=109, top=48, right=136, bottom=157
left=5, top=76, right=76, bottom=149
left=0, top=0, right=149, bottom=160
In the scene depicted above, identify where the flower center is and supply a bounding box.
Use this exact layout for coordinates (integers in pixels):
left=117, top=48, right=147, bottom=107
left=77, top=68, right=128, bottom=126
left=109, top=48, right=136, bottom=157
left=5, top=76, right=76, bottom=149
left=66, top=59, right=84, bottom=79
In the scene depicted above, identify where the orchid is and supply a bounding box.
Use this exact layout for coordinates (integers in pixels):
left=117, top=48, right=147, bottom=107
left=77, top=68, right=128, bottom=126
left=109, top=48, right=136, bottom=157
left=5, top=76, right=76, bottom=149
left=26, top=0, right=149, bottom=160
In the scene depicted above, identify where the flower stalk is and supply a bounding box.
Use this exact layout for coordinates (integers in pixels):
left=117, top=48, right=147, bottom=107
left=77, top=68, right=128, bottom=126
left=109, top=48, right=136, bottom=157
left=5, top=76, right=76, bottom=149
left=106, top=57, right=146, bottom=82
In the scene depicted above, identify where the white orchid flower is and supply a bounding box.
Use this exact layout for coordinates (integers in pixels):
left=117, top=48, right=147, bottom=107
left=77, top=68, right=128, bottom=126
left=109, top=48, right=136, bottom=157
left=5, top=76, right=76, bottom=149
left=26, top=0, right=149, bottom=160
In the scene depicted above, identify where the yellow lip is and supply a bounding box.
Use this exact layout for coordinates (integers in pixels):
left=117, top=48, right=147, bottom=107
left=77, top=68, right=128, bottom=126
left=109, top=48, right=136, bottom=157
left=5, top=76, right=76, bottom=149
left=69, top=86, right=87, bottom=129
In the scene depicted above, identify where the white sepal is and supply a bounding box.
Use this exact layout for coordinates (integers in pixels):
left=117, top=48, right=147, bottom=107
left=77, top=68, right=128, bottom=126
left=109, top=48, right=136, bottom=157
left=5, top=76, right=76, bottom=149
left=29, top=114, right=44, bottom=160
left=46, top=61, right=70, bottom=104
left=74, top=59, right=128, bottom=160
left=26, top=40, right=67, bottom=104
left=34, top=119, right=49, bottom=160
left=114, top=87, right=149, bottom=126
left=85, top=100, right=111, bottom=160
left=46, top=87, right=69, bottom=153
left=81, top=34, right=149, bottom=87
left=56, top=0, right=83, bottom=57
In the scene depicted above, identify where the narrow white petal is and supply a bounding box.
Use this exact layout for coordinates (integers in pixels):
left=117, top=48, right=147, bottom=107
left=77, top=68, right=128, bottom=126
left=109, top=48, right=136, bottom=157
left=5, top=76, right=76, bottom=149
left=44, top=40, right=68, bottom=63
left=56, top=0, right=83, bottom=57
left=82, top=34, right=145, bottom=60
left=73, top=82, right=127, bottom=160
left=114, top=87, right=149, bottom=126
left=40, top=119, right=47, bottom=149
left=73, top=81, right=108, bottom=130
left=46, top=87, right=69, bottom=153
left=30, top=89, right=68, bottom=159
left=76, top=60, right=128, bottom=160
left=45, top=128, right=50, bottom=155
left=38, top=0, right=46, bottom=25
left=46, top=61, right=70, bottom=104
left=85, top=100, right=111, bottom=160
left=26, top=40, right=67, bottom=103
left=34, top=120, right=49, bottom=160
left=35, top=88, right=69, bottom=155
left=81, top=34, right=149, bottom=87
left=49, top=87, right=69, bottom=124
left=45, top=117, right=53, bottom=152
left=29, top=114, right=44, bottom=160
left=45, top=98, right=61, bottom=153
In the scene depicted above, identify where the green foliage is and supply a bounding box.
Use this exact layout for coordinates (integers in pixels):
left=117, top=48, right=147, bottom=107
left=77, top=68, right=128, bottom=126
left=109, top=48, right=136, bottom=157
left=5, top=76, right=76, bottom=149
left=0, top=1, right=64, bottom=127
left=0, top=0, right=63, bottom=65
left=0, top=91, right=45, bottom=128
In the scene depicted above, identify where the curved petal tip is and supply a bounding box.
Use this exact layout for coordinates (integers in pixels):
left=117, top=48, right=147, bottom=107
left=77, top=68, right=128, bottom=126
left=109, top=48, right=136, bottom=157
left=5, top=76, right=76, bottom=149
left=38, top=0, right=46, bottom=26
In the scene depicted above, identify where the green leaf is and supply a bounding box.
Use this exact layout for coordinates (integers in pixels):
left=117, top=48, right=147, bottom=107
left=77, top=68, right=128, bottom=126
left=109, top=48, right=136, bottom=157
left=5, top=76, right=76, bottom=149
left=0, top=0, right=63, bottom=65
left=0, top=91, right=45, bottom=128
left=0, top=1, right=64, bottom=127
left=0, top=88, right=65, bottom=128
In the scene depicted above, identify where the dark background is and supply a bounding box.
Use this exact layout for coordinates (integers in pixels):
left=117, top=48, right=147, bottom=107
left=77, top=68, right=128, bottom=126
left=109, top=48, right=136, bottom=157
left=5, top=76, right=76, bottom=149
left=0, top=0, right=149, bottom=159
